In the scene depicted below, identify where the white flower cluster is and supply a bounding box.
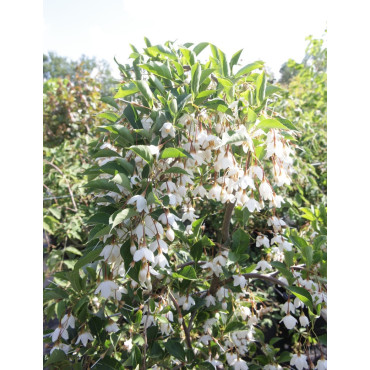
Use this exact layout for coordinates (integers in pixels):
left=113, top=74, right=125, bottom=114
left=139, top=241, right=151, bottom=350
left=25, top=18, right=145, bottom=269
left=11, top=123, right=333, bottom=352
left=61, top=93, right=326, bottom=367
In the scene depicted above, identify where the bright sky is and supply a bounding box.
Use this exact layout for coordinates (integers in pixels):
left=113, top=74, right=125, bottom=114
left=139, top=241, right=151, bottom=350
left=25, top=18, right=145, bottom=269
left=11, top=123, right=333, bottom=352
left=43, top=0, right=327, bottom=78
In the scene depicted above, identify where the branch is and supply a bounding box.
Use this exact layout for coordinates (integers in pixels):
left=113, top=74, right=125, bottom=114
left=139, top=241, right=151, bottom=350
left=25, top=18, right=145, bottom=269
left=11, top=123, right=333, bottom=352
left=44, top=160, right=78, bottom=212
left=168, top=291, right=193, bottom=350
left=175, top=261, right=206, bottom=270
left=220, top=200, right=236, bottom=244
left=222, top=272, right=289, bottom=288
left=142, top=303, right=150, bottom=370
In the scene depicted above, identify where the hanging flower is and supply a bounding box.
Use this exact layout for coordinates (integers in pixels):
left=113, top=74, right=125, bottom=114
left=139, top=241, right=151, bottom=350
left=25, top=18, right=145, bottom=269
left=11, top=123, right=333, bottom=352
left=76, top=331, right=94, bottom=347
left=280, top=313, right=298, bottom=330
left=127, top=195, right=149, bottom=213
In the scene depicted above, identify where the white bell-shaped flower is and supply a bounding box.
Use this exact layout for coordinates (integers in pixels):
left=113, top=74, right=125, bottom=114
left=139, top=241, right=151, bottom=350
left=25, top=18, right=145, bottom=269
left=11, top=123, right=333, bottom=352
left=199, top=334, right=213, bottom=345
left=316, top=358, right=327, bottom=370
left=50, top=343, right=70, bottom=355
left=282, top=301, right=295, bottom=314
left=233, top=275, right=247, bottom=289
left=51, top=325, right=69, bottom=342
left=160, top=122, right=176, bottom=138
left=166, top=226, right=175, bottom=241
left=61, top=313, right=75, bottom=329
left=127, top=195, right=149, bottom=213
left=280, top=313, right=298, bottom=330
left=205, top=294, right=216, bottom=307
left=76, top=331, right=94, bottom=347
left=256, top=260, right=272, bottom=271
left=133, top=247, right=155, bottom=263
left=123, top=338, right=133, bottom=351
left=290, top=353, right=309, bottom=370
left=95, top=280, right=119, bottom=299
left=256, top=235, right=270, bottom=248
left=299, top=313, right=309, bottom=327
left=105, top=322, right=119, bottom=333
left=259, top=180, right=273, bottom=201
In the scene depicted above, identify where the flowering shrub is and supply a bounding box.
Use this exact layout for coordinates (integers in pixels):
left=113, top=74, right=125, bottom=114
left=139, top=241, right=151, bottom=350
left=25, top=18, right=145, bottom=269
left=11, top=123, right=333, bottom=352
left=43, top=67, right=107, bottom=273
left=276, top=35, right=327, bottom=226
left=43, top=40, right=327, bottom=369
left=43, top=64, right=106, bottom=147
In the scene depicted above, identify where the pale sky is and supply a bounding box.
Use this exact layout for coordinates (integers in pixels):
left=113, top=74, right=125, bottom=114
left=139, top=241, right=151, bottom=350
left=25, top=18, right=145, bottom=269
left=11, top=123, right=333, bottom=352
left=43, top=0, right=327, bottom=78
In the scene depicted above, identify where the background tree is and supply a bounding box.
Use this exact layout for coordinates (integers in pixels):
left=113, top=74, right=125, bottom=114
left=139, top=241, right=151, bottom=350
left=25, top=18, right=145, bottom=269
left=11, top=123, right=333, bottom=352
left=43, top=51, right=117, bottom=95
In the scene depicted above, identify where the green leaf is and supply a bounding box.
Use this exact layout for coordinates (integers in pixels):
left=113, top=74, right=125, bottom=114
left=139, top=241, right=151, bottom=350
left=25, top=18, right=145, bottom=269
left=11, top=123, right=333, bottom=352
left=289, top=234, right=313, bottom=267
left=95, top=357, right=124, bottom=370
left=274, top=116, right=298, bottom=131
left=193, top=42, right=209, bottom=55
left=44, top=350, right=68, bottom=366
left=172, top=266, right=197, bottom=280
left=256, top=71, right=267, bottom=103
left=74, top=245, right=103, bottom=271
left=114, top=82, right=139, bottom=98
left=177, top=93, right=192, bottom=111
left=204, top=98, right=233, bottom=115
left=112, top=173, right=131, bottom=190
left=169, top=98, right=178, bottom=117
left=218, top=77, right=233, bottom=88
left=150, top=76, right=166, bottom=95
left=84, top=179, right=121, bottom=194
left=149, top=298, right=156, bottom=313
left=65, top=246, right=82, bottom=256
left=199, top=68, right=215, bottom=85
left=144, top=36, right=152, bottom=47
left=146, top=44, right=177, bottom=60
left=135, top=80, right=155, bottom=107
left=256, top=118, right=289, bottom=130
left=43, top=287, right=69, bottom=302
left=287, top=286, right=314, bottom=311
left=160, top=147, right=189, bottom=159
left=101, top=96, right=119, bottom=110
left=92, top=148, right=121, bottom=159
left=277, top=351, right=292, bottom=363
left=230, top=49, right=243, bottom=71
left=232, top=228, right=250, bottom=255
left=270, top=261, right=295, bottom=285
left=123, top=104, right=143, bottom=129
left=180, top=48, right=196, bottom=66
left=191, top=62, right=201, bottom=96
left=221, top=131, right=249, bottom=146
left=135, top=310, right=143, bottom=325
left=194, top=90, right=216, bottom=105
left=163, top=340, right=186, bottom=362
left=224, top=321, right=246, bottom=334
left=172, top=60, right=184, bottom=77
left=265, top=85, right=283, bottom=97
left=192, top=216, right=206, bottom=238
left=190, top=240, right=203, bottom=262
left=139, top=61, right=172, bottom=80
left=99, top=112, right=119, bottom=122
left=164, top=167, right=190, bottom=176
left=147, top=191, right=161, bottom=206
left=129, top=145, right=154, bottom=164
left=99, top=124, right=134, bottom=144
left=88, top=225, right=110, bottom=241
left=218, top=47, right=230, bottom=77
left=234, top=61, right=264, bottom=78
left=110, top=208, right=137, bottom=230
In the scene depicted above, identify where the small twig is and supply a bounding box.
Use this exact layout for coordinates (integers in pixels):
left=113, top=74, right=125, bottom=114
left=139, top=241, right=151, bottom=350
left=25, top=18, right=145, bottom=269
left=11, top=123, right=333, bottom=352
left=175, top=261, right=206, bottom=270
left=168, top=291, right=193, bottom=351
left=142, top=303, right=150, bottom=370
left=44, top=160, right=78, bottom=212
left=223, top=272, right=288, bottom=288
